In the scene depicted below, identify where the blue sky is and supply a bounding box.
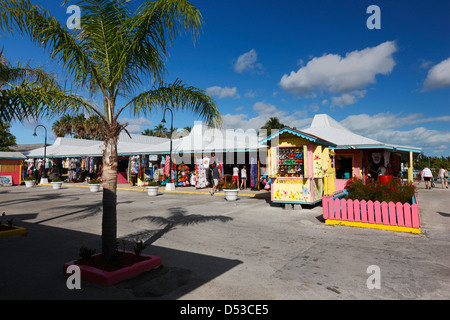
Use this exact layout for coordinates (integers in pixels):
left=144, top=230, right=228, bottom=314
left=2, top=0, right=450, bottom=156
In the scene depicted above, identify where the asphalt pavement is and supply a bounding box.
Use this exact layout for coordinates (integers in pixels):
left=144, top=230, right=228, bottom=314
left=0, top=181, right=449, bottom=301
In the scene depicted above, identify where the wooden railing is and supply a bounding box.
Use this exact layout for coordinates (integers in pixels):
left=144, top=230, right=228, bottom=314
left=322, top=196, right=420, bottom=233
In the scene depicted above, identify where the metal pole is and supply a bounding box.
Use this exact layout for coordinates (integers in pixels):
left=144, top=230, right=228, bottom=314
left=162, top=108, right=174, bottom=185
left=33, top=125, right=48, bottom=179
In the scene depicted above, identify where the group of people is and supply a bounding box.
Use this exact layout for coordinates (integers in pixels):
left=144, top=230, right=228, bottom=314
left=210, top=164, right=247, bottom=196
left=421, top=166, right=449, bottom=189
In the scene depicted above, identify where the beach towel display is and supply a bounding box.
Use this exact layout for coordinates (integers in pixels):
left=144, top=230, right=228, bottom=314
left=195, top=158, right=207, bottom=188
left=164, top=156, right=170, bottom=177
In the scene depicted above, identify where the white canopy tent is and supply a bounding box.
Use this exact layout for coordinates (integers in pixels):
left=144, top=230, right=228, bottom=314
left=24, top=122, right=262, bottom=159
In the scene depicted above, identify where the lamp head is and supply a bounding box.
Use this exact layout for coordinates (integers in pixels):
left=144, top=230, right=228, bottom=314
left=161, top=117, right=166, bottom=124
left=33, top=132, right=37, bottom=136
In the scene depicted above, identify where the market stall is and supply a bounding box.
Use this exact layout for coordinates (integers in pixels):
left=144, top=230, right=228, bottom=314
left=263, top=127, right=336, bottom=206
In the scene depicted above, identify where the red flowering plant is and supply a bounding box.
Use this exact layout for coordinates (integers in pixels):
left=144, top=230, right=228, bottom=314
left=345, top=177, right=416, bottom=204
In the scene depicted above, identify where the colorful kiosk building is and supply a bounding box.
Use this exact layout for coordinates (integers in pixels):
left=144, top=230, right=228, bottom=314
left=0, top=151, right=26, bottom=186
left=263, top=127, right=338, bottom=207
left=263, top=114, right=422, bottom=208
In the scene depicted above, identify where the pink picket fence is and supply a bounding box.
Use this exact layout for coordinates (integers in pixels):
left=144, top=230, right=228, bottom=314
left=322, top=196, right=420, bottom=229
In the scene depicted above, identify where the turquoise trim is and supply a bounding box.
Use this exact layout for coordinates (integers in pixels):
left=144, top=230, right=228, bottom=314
left=334, top=145, right=421, bottom=153
left=260, top=127, right=336, bottom=147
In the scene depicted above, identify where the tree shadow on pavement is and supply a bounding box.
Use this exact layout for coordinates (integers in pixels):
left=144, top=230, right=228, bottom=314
left=124, top=207, right=233, bottom=245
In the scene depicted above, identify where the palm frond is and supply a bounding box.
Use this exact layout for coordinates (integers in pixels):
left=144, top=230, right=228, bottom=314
left=0, top=80, right=95, bottom=122
left=0, top=0, right=103, bottom=96
left=122, top=79, right=222, bottom=128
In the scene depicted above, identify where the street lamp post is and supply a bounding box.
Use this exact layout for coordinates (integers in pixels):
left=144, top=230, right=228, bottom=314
left=33, top=124, right=48, bottom=183
left=161, top=107, right=175, bottom=191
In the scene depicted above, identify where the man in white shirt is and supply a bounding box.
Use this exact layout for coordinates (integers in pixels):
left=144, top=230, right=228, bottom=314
left=421, top=166, right=433, bottom=189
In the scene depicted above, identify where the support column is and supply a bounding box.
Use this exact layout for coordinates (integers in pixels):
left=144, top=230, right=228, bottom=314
left=408, top=151, right=413, bottom=183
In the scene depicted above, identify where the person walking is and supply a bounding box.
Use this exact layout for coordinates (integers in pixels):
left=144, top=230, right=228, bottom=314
left=240, top=165, right=247, bottom=190
left=232, top=165, right=239, bottom=188
left=438, top=166, right=448, bottom=189
left=210, top=163, right=220, bottom=195
left=421, top=166, right=433, bottom=189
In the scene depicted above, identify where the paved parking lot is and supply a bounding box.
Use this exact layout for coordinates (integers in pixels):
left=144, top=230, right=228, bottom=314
left=0, top=182, right=449, bottom=300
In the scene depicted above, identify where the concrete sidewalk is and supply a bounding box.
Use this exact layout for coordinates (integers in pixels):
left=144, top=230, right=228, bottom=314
left=0, top=182, right=449, bottom=300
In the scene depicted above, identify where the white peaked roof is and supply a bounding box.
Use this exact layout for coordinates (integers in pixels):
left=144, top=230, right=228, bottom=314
left=302, top=114, right=421, bottom=153
left=302, top=114, right=384, bottom=147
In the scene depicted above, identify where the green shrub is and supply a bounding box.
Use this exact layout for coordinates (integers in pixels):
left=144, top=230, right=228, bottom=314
left=147, top=180, right=159, bottom=186
left=88, top=178, right=101, bottom=184
left=133, top=241, right=149, bottom=256
left=345, top=177, right=416, bottom=204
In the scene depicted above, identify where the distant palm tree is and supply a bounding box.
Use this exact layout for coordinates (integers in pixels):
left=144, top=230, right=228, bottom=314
left=51, top=118, right=65, bottom=138
left=141, top=128, right=154, bottom=136
left=85, top=114, right=103, bottom=140
left=71, top=114, right=87, bottom=139
left=153, top=124, right=170, bottom=138
left=260, top=117, right=286, bottom=135
left=0, top=0, right=221, bottom=259
left=52, top=114, right=102, bottom=140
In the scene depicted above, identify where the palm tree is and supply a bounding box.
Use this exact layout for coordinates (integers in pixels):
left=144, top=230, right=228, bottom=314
left=85, top=114, right=103, bottom=140
left=152, top=123, right=170, bottom=138
left=51, top=118, right=65, bottom=137
left=141, top=128, right=154, bottom=136
left=261, top=117, right=286, bottom=135
left=0, top=0, right=221, bottom=259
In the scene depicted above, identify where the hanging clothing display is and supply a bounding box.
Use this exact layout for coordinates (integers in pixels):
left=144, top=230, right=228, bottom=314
left=250, top=157, right=258, bottom=189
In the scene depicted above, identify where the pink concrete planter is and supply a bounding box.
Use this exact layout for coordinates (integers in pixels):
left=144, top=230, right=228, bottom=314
left=63, top=250, right=161, bottom=286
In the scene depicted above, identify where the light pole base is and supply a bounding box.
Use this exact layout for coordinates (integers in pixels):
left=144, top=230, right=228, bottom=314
left=165, top=183, right=176, bottom=191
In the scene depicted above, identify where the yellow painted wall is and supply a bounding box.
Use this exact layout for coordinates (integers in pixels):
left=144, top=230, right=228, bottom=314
left=268, top=132, right=335, bottom=200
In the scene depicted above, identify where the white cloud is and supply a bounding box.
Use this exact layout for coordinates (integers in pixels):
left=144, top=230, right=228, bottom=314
left=340, top=112, right=450, bottom=155
left=234, top=49, right=264, bottom=74
left=279, top=41, right=398, bottom=95
left=330, top=90, right=366, bottom=108
left=244, top=90, right=257, bottom=98
left=222, top=101, right=311, bottom=131
left=120, top=117, right=153, bottom=134
left=206, top=86, right=240, bottom=99
left=423, top=57, right=450, bottom=91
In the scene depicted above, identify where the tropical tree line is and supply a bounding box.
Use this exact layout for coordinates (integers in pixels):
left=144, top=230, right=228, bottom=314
left=141, top=124, right=191, bottom=138
left=414, top=153, right=450, bottom=171
left=52, top=114, right=103, bottom=140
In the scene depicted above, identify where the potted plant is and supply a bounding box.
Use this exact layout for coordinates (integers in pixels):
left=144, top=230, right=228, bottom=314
left=223, top=181, right=239, bottom=201
left=24, top=176, right=36, bottom=188
left=0, top=213, right=27, bottom=237
left=88, top=178, right=102, bottom=192
left=146, top=180, right=159, bottom=196
left=51, top=177, right=63, bottom=190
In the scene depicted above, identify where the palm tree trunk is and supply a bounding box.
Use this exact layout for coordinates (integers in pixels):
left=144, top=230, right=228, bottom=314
left=101, top=133, right=119, bottom=259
